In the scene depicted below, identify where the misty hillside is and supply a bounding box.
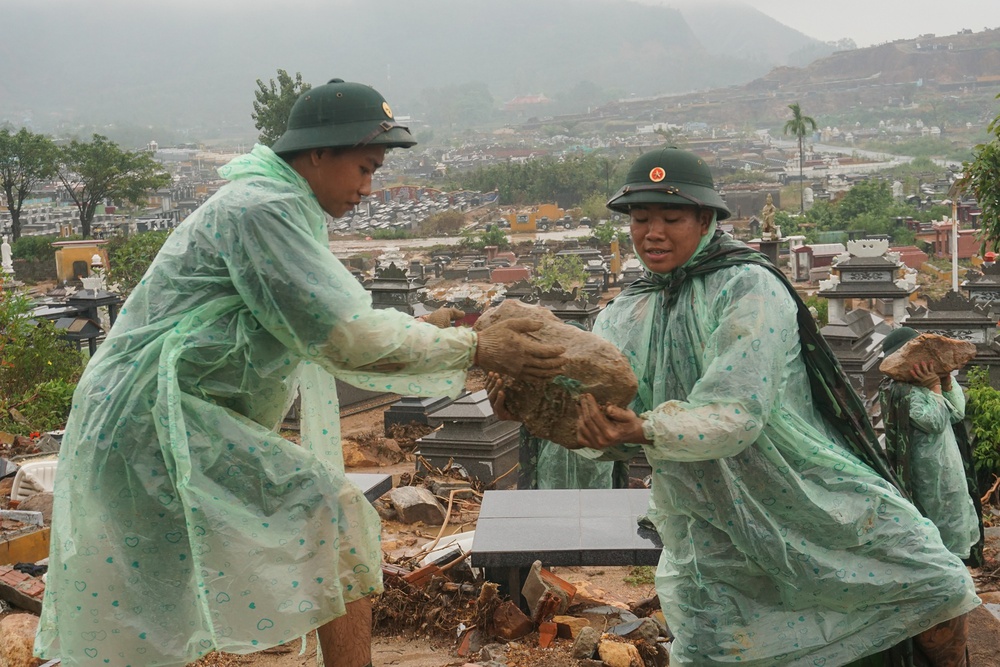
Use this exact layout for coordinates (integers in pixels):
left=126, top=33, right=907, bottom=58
left=0, top=0, right=831, bottom=141
left=680, top=2, right=838, bottom=67
left=748, top=27, right=1000, bottom=90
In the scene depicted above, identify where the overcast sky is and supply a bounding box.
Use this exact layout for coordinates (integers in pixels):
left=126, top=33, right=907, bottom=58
left=4, top=0, right=998, bottom=48
left=652, top=0, right=1000, bottom=47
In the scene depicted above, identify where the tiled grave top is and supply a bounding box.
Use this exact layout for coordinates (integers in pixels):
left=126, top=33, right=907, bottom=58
left=471, top=489, right=662, bottom=568
left=427, top=390, right=493, bottom=422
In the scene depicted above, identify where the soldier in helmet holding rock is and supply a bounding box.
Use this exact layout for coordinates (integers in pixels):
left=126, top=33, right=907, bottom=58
left=35, top=78, right=565, bottom=667
left=879, top=326, right=984, bottom=566
left=570, top=147, right=979, bottom=666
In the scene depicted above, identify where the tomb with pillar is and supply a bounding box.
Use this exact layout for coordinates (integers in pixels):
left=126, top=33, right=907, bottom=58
left=820, top=309, right=889, bottom=405
left=817, top=238, right=916, bottom=324
left=413, top=390, right=521, bottom=488
left=363, top=261, right=430, bottom=316
left=533, top=286, right=602, bottom=330
left=961, top=262, right=1000, bottom=305
left=900, top=291, right=1000, bottom=384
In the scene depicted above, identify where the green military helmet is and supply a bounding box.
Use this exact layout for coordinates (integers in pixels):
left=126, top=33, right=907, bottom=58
left=271, top=78, right=416, bottom=155
left=882, top=326, right=919, bottom=357
left=607, top=147, right=731, bottom=220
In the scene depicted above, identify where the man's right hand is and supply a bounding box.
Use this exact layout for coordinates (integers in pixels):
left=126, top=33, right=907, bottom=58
left=485, top=372, right=517, bottom=421
left=910, top=361, right=942, bottom=393
left=475, top=318, right=565, bottom=381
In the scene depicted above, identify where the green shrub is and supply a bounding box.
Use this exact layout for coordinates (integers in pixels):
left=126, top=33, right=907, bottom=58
left=803, top=296, right=828, bottom=327
left=369, top=228, right=412, bottom=240
left=591, top=220, right=622, bottom=246
left=105, top=231, right=170, bottom=299
left=965, top=366, right=1000, bottom=483
left=623, top=565, right=656, bottom=586
left=8, top=379, right=78, bottom=434
left=11, top=234, right=67, bottom=262
left=532, top=254, right=587, bottom=292
left=460, top=224, right=510, bottom=251
left=0, top=290, right=85, bottom=434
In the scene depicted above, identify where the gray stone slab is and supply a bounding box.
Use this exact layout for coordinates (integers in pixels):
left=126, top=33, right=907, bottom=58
left=346, top=473, right=392, bottom=503
left=478, top=489, right=581, bottom=519
left=473, top=517, right=583, bottom=567
left=471, top=489, right=662, bottom=570
left=628, top=489, right=654, bottom=516
left=580, top=517, right=636, bottom=566
left=579, top=489, right=630, bottom=517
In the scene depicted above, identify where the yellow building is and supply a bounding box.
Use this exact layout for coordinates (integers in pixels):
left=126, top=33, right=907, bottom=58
left=52, top=240, right=110, bottom=283
left=504, top=203, right=565, bottom=233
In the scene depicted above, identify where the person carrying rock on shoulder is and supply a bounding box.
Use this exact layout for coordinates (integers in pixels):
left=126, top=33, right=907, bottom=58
left=567, top=147, right=979, bottom=666
left=34, top=78, right=565, bottom=667
left=878, top=326, right=984, bottom=566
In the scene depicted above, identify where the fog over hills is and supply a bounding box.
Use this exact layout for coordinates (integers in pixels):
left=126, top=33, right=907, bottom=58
left=0, top=0, right=837, bottom=143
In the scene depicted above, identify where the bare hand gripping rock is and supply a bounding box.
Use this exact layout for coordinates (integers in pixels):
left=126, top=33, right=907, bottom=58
left=475, top=300, right=638, bottom=448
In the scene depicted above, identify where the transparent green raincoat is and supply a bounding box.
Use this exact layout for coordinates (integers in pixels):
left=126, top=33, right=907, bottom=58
left=584, top=229, right=978, bottom=666
left=35, top=146, right=476, bottom=666
left=881, top=382, right=980, bottom=559
left=519, top=429, right=615, bottom=490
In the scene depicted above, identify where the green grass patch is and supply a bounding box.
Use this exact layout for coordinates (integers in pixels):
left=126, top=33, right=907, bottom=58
left=623, top=565, right=656, bottom=586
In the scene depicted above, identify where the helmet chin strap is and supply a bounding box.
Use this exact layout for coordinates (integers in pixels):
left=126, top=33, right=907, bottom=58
left=618, top=182, right=711, bottom=209
left=354, top=120, right=409, bottom=147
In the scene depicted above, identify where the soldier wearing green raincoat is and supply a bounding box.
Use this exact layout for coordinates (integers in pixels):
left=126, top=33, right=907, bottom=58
left=572, top=148, right=979, bottom=667
left=878, top=327, right=984, bottom=566
left=34, top=79, right=565, bottom=667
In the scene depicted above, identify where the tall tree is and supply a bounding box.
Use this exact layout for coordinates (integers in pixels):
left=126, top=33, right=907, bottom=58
left=58, top=134, right=171, bottom=239
left=959, top=95, right=1000, bottom=253
left=837, top=180, right=894, bottom=223
left=252, top=69, right=311, bottom=147
left=783, top=102, right=818, bottom=215
left=0, top=128, right=59, bottom=242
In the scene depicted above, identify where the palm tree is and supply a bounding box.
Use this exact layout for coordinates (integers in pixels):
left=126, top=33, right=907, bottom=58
left=783, top=103, right=818, bottom=215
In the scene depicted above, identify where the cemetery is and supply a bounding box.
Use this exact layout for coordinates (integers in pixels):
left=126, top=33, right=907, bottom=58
left=3, top=215, right=1000, bottom=666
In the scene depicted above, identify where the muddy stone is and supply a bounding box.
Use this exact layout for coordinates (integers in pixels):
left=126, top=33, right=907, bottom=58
left=879, top=333, right=977, bottom=381
left=0, top=613, right=42, bottom=667
left=475, top=300, right=638, bottom=447
left=572, top=626, right=601, bottom=659
left=387, top=486, right=446, bottom=525
left=598, top=639, right=643, bottom=667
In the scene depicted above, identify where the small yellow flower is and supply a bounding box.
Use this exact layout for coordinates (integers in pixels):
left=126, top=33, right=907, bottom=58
left=47, top=361, right=52, bottom=365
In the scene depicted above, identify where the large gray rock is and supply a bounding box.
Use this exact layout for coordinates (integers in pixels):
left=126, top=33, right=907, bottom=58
left=879, top=333, right=977, bottom=381
left=18, top=493, right=53, bottom=524
left=572, top=625, right=601, bottom=659
left=387, top=486, right=446, bottom=525
left=475, top=300, right=638, bottom=447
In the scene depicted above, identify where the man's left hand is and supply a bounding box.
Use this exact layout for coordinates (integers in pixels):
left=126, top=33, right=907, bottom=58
left=575, top=393, right=649, bottom=450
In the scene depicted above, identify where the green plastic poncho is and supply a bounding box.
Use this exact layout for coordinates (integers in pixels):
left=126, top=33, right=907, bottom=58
left=879, top=380, right=982, bottom=560
left=35, top=145, right=476, bottom=667
left=517, top=427, right=616, bottom=490
left=585, top=229, right=978, bottom=666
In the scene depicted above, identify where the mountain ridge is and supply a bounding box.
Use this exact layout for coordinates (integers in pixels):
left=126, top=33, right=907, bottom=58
left=0, top=0, right=832, bottom=139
